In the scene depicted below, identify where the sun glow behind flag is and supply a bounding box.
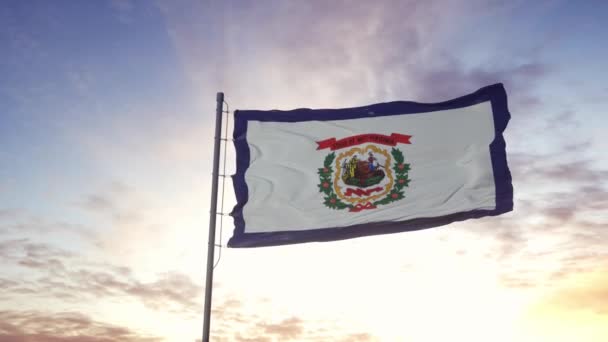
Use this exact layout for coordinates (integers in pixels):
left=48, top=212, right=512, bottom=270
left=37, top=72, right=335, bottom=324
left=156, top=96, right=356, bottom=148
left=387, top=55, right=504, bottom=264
left=229, top=84, right=513, bottom=247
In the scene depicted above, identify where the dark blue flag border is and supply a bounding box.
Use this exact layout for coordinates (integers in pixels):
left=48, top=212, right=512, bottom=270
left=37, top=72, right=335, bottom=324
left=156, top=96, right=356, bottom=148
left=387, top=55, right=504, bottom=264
left=228, top=83, right=513, bottom=248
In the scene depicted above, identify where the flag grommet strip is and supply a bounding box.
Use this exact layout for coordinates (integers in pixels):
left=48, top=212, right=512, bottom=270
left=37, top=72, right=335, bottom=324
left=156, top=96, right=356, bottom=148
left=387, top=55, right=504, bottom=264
left=228, top=83, right=513, bottom=248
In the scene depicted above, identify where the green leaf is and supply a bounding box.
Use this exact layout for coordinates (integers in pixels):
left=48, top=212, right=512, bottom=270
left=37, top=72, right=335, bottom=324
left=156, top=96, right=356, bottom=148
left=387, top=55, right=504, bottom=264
left=390, top=190, right=404, bottom=201
left=324, top=152, right=336, bottom=168
left=374, top=190, right=405, bottom=205
left=335, top=201, right=348, bottom=209
left=394, top=175, right=410, bottom=191
left=318, top=181, right=332, bottom=194
left=391, top=148, right=404, bottom=164
left=324, top=195, right=339, bottom=209
left=317, top=167, right=332, bottom=177
left=394, top=162, right=410, bottom=176
left=322, top=193, right=352, bottom=210
left=373, top=196, right=392, bottom=206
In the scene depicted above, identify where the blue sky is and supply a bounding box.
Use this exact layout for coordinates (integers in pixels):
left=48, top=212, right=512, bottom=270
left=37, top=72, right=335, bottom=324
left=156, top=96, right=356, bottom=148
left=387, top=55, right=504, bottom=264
left=1, top=1, right=608, bottom=341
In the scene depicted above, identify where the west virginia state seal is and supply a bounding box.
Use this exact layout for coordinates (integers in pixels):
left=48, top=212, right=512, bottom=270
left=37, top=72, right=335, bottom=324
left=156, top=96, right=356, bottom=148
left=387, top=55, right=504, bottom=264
left=316, top=133, right=412, bottom=212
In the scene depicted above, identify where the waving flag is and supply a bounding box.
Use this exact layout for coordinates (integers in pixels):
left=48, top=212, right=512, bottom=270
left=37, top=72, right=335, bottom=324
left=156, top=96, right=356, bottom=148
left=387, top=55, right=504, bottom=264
left=228, top=84, right=512, bottom=247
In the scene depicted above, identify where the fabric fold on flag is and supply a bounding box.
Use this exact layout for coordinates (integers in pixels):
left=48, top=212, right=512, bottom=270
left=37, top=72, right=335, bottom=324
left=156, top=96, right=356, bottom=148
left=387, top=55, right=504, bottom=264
left=229, top=83, right=513, bottom=248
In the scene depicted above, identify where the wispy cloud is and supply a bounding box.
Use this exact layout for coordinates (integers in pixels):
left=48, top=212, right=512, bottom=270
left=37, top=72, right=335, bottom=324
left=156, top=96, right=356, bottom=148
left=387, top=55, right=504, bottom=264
left=0, top=212, right=97, bottom=242
left=532, top=270, right=608, bottom=317
left=0, top=310, right=161, bottom=342
left=405, top=61, right=551, bottom=107
left=0, top=238, right=202, bottom=314
left=258, top=317, right=303, bottom=340
left=76, top=190, right=141, bottom=224
left=446, top=135, right=608, bottom=293
left=79, top=194, right=115, bottom=213
left=208, top=297, right=378, bottom=341
left=0, top=208, right=20, bottom=221
left=160, top=0, right=554, bottom=113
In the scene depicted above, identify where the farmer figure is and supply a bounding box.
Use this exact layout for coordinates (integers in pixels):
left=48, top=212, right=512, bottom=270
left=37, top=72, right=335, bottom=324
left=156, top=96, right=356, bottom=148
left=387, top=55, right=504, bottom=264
left=368, top=152, right=377, bottom=171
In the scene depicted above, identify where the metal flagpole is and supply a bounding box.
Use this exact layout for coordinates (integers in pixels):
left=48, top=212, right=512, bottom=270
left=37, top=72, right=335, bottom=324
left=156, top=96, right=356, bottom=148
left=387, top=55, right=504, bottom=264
left=202, top=92, right=224, bottom=342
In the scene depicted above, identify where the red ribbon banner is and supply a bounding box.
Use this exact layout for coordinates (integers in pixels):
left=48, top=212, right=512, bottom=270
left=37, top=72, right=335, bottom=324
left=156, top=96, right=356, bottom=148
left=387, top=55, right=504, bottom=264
left=349, top=202, right=377, bottom=212
left=317, top=133, right=411, bottom=151
left=343, top=187, right=383, bottom=197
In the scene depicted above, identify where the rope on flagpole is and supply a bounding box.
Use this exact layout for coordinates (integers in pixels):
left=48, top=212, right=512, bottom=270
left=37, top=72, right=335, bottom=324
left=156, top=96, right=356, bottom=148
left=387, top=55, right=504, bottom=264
left=213, top=100, right=231, bottom=269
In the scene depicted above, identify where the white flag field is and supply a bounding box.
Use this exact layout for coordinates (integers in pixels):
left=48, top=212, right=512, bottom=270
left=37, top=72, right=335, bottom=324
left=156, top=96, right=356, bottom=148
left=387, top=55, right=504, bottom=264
left=228, top=84, right=513, bottom=247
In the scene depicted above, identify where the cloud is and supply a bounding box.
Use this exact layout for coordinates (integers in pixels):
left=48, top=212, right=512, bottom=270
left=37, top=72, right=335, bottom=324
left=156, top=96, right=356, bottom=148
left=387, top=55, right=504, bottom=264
left=258, top=317, right=303, bottom=340
left=0, top=238, right=72, bottom=263
left=337, top=333, right=376, bottom=342
left=161, top=0, right=517, bottom=108
left=544, top=110, right=581, bottom=131
left=163, top=0, right=555, bottom=122
left=208, top=297, right=377, bottom=341
left=0, top=310, right=161, bottom=342
left=79, top=194, right=115, bottom=212
left=68, top=183, right=208, bottom=270
left=403, top=60, right=551, bottom=106
left=75, top=183, right=143, bottom=224
left=499, top=274, right=537, bottom=290
left=510, top=140, right=608, bottom=210
left=0, top=209, right=20, bottom=221
left=53, top=267, right=201, bottom=313
left=0, top=278, right=21, bottom=296
left=450, top=135, right=608, bottom=293
left=124, top=272, right=202, bottom=312
left=483, top=194, right=608, bottom=288
left=233, top=335, right=271, bottom=342
left=0, top=238, right=202, bottom=314
left=509, top=135, right=608, bottom=191
left=534, top=161, right=608, bottom=185
left=79, top=196, right=140, bottom=224
left=0, top=210, right=98, bottom=242
left=537, top=271, right=608, bottom=316
left=474, top=202, right=608, bottom=292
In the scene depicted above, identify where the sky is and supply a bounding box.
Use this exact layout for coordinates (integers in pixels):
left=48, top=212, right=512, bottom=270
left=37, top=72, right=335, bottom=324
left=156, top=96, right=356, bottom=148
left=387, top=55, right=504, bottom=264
left=1, top=0, right=607, bottom=341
